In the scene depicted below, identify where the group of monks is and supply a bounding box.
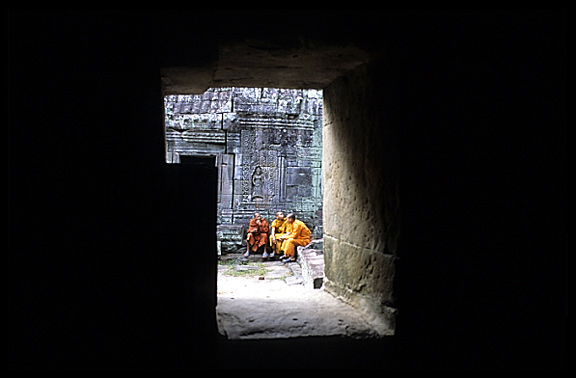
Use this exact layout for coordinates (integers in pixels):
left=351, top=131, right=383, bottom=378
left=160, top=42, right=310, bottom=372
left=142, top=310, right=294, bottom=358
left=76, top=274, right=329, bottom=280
left=244, top=211, right=311, bottom=263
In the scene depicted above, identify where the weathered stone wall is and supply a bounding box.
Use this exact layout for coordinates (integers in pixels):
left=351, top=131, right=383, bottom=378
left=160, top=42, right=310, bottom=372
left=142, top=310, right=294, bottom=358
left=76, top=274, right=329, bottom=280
left=323, top=64, right=399, bottom=335
left=164, top=88, right=323, bottom=252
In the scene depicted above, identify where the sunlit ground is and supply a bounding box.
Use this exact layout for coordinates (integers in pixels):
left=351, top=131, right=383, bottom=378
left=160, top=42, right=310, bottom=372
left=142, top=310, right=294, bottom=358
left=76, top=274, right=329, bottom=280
left=216, top=257, right=378, bottom=340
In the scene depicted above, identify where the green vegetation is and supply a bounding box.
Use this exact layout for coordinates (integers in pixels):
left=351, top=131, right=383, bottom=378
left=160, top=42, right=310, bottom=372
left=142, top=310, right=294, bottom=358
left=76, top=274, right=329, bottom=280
left=218, top=260, right=270, bottom=277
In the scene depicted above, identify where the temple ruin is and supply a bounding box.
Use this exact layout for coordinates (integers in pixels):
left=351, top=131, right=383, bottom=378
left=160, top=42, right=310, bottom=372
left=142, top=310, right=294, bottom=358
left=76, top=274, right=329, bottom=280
left=164, top=88, right=323, bottom=253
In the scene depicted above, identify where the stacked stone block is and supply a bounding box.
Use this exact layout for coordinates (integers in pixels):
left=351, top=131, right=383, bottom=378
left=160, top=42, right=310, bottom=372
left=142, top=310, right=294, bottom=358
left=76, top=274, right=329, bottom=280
left=165, top=87, right=323, bottom=253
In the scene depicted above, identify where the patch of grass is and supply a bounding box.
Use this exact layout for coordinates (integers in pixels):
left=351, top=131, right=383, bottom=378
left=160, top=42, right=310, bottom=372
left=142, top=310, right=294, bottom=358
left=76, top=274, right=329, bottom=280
left=218, top=259, right=236, bottom=267
left=220, top=261, right=270, bottom=277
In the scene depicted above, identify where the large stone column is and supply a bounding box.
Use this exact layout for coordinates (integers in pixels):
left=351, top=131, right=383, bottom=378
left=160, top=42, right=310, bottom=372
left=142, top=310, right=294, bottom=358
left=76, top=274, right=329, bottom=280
left=322, top=63, right=400, bottom=336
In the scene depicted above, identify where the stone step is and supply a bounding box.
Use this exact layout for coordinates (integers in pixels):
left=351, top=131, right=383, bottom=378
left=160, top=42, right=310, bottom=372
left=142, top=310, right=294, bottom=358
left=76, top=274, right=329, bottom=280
left=222, top=253, right=283, bottom=264
left=297, top=239, right=324, bottom=289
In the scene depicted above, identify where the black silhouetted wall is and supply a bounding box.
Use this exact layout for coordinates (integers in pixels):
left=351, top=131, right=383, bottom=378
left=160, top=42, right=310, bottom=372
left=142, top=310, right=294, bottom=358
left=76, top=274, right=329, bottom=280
left=9, top=11, right=565, bottom=369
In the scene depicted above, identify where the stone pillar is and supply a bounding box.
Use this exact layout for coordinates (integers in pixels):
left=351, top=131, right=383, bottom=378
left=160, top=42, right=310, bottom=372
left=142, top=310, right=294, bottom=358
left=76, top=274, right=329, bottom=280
left=322, top=63, right=399, bottom=336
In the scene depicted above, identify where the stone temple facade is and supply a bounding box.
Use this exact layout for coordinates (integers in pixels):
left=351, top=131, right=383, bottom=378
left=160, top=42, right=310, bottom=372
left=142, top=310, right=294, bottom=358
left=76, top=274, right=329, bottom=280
left=164, top=87, right=323, bottom=253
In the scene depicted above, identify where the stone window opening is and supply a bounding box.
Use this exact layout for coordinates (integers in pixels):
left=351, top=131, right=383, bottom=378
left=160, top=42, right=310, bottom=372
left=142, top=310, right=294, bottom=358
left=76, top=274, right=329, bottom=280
left=163, top=86, right=383, bottom=340
left=161, top=44, right=397, bottom=340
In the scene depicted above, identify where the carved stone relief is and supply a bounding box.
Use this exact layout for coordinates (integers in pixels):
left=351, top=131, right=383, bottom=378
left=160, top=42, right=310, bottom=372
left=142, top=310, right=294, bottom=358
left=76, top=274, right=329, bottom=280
left=165, top=87, right=323, bottom=251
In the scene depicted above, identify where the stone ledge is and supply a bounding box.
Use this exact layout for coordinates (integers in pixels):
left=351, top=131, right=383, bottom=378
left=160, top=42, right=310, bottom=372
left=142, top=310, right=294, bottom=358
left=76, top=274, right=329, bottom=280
left=297, top=239, right=324, bottom=289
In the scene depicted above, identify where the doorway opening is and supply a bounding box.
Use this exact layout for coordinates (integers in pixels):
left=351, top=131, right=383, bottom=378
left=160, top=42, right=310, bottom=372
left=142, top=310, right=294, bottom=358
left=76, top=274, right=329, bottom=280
left=163, top=87, right=382, bottom=339
left=164, top=87, right=324, bottom=251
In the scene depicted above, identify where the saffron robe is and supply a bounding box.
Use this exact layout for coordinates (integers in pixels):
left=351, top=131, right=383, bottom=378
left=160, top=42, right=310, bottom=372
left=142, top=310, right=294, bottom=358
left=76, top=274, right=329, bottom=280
left=246, top=217, right=269, bottom=252
left=269, top=218, right=288, bottom=253
left=281, top=219, right=311, bottom=257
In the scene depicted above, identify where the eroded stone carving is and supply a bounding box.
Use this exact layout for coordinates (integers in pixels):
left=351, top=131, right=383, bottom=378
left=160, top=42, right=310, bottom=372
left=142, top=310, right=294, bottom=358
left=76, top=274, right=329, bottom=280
left=251, top=166, right=265, bottom=201
left=165, top=87, right=323, bottom=253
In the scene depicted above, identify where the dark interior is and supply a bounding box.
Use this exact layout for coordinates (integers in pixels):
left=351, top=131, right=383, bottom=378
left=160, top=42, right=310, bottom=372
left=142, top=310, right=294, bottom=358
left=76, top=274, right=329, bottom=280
left=8, top=10, right=565, bottom=369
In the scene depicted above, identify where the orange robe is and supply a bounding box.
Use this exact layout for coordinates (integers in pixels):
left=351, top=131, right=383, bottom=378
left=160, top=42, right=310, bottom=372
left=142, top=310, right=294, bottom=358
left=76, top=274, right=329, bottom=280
left=269, top=218, right=288, bottom=254
left=281, top=219, right=311, bottom=257
left=246, top=218, right=269, bottom=252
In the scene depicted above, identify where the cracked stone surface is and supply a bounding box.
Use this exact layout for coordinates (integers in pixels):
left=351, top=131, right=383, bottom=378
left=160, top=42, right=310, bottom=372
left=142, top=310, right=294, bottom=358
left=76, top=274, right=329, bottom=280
left=216, top=260, right=379, bottom=340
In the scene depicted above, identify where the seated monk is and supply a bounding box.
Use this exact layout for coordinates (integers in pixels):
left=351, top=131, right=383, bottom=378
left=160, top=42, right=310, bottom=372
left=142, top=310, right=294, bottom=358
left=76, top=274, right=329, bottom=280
left=268, top=211, right=289, bottom=258
left=244, top=212, right=269, bottom=257
left=278, top=213, right=311, bottom=263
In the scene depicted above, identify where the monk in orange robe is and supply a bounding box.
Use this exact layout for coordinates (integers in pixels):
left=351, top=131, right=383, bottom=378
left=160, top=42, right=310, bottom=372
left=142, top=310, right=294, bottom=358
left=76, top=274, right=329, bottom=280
left=278, top=213, right=311, bottom=262
left=268, top=211, right=288, bottom=258
left=244, top=212, right=269, bottom=256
